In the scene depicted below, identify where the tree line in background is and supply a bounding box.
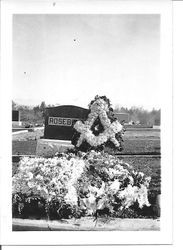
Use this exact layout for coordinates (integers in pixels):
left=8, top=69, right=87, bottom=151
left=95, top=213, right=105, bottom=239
left=12, top=101, right=47, bottom=125
left=114, top=106, right=160, bottom=126
left=12, top=101, right=160, bottom=126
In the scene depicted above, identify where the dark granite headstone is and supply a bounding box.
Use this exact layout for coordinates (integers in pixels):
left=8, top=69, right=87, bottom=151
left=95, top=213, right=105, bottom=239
left=44, top=105, right=89, bottom=140
left=12, top=110, right=19, bottom=121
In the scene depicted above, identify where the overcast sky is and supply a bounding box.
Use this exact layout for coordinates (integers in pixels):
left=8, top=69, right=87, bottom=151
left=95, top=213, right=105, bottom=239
left=13, top=14, right=160, bottom=110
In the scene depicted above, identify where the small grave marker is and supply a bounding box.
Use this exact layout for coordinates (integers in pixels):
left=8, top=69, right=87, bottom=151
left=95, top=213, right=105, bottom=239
left=12, top=110, right=22, bottom=126
left=12, top=110, right=19, bottom=122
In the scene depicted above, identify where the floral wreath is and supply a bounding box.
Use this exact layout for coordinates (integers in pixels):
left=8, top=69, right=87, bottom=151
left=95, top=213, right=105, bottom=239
left=73, top=96, right=123, bottom=148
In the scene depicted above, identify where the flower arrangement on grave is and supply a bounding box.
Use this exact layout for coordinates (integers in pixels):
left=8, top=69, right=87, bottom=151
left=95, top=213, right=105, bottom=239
left=13, top=151, right=151, bottom=219
left=71, top=95, right=125, bottom=152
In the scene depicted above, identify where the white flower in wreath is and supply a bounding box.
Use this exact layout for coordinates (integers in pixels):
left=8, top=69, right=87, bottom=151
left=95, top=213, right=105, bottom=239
left=90, top=98, right=109, bottom=113
left=109, top=179, right=120, bottom=193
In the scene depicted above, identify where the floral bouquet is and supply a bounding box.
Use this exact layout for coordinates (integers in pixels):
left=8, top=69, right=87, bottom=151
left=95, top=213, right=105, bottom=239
left=12, top=151, right=151, bottom=219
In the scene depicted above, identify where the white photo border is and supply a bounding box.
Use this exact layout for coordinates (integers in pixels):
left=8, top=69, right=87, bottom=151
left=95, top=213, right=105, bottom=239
left=0, top=0, right=173, bottom=245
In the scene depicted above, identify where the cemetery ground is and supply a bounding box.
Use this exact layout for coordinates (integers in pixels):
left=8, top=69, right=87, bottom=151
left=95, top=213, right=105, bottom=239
left=12, top=128, right=160, bottom=155
left=12, top=127, right=160, bottom=231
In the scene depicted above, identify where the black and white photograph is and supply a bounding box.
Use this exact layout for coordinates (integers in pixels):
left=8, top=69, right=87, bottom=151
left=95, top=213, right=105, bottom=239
left=0, top=0, right=172, bottom=246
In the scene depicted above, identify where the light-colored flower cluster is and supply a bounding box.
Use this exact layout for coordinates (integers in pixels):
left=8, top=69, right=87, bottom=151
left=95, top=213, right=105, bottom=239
left=77, top=151, right=151, bottom=215
left=74, top=97, right=123, bottom=147
left=13, top=155, right=85, bottom=206
left=79, top=180, right=150, bottom=215
left=13, top=151, right=151, bottom=218
left=118, top=184, right=150, bottom=209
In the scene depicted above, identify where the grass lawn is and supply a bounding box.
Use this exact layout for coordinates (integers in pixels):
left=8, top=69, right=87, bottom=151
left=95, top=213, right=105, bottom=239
left=120, top=156, right=161, bottom=196
left=12, top=128, right=160, bottom=155
left=12, top=138, right=160, bottom=155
